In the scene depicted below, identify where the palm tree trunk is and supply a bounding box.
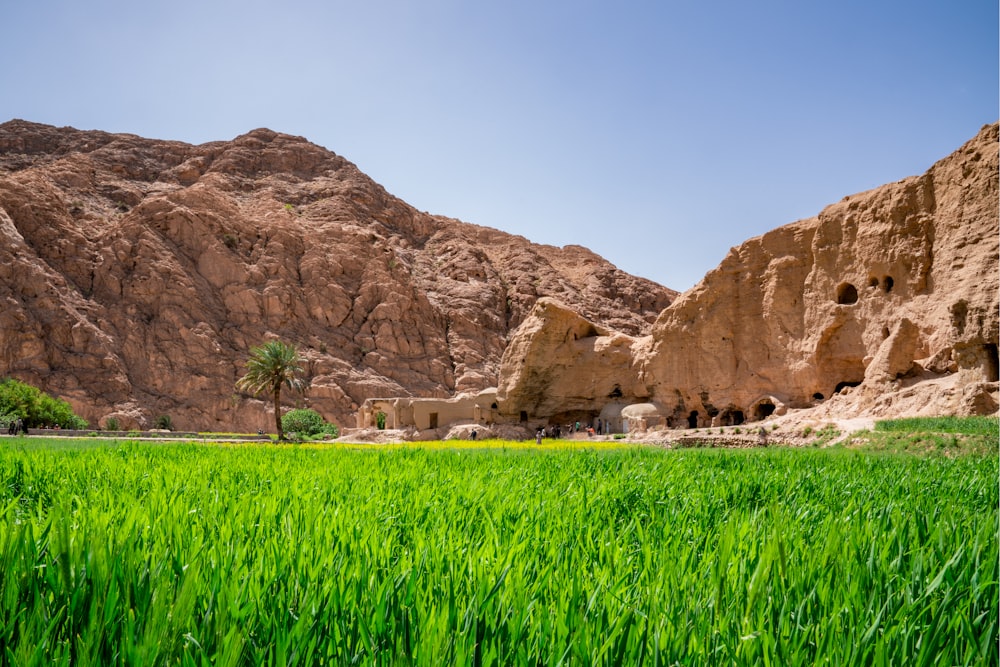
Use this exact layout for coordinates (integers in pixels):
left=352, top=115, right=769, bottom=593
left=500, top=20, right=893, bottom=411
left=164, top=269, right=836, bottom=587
left=273, top=386, right=282, bottom=440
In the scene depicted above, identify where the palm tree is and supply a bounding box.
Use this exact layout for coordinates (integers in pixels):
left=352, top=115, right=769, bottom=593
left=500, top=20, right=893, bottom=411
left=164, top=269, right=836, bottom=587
left=236, top=340, right=304, bottom=440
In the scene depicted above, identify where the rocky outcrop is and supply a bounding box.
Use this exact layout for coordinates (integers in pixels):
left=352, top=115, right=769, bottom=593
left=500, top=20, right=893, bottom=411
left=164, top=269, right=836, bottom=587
left=498, top=123, right=999, bottom=426
left=496, top=298, right=646, bottom=423
left=0, top=120, right=676, bottom=430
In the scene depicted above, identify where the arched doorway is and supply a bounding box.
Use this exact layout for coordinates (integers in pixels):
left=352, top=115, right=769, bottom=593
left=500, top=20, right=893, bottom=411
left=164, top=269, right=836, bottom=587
left=719, top=408, right=744, bottom=426
left=752, top=401, right=775, bottom=421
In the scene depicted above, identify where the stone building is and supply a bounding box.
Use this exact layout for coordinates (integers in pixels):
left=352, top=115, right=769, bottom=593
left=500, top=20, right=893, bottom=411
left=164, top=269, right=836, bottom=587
left=357, top=389, right=499, bottom=431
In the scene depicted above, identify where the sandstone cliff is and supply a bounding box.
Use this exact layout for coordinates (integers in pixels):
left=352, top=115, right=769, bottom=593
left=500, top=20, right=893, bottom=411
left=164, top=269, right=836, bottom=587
left=0, top=120, right=676, bottom=430
left=498, top=123, right=999, bottom=427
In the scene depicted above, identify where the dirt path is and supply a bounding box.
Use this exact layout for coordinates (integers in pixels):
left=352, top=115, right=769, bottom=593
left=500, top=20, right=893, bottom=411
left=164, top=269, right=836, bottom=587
left=822, top=417, right=876, bottom=446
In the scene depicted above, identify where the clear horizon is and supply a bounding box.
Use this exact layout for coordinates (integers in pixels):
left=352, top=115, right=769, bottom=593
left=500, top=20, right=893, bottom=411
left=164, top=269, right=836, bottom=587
left=2, top=0, right=996, bottom=291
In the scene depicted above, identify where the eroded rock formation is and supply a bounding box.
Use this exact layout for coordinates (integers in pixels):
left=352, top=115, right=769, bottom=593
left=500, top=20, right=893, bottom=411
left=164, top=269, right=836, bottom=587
left=498, top=123, right=999, bottom=426
left=0, top=120, right=676, bottom=430
left=496, top=298, right=646, bottom=424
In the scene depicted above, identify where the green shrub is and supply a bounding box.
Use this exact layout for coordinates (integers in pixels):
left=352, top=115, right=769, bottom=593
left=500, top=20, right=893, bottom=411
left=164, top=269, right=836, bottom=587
left=105, top=417, right=121, bottom=431
left=154, top=414, right=173, bottom=430
left=0, top=378, right=87, bottom=429
left=281, top=409, right=339, bottom=439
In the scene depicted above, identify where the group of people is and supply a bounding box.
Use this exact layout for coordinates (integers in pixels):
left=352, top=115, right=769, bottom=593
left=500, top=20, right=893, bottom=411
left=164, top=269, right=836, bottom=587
left=564, top=420, right=608, bottom=436
left=5, top=418, right=26, bottom=435
left=534, top=420, right=610, bottom=443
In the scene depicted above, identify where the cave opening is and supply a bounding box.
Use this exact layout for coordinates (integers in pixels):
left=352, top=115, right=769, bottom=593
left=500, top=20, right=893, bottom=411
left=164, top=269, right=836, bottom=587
left=950, top=300, right=968, bottom=335
left=986, top=344, right=999, bottom=382
left=836, top=283, right=859, bottom=305
left=753, top=402, right=775, bottom=421
left=687, top=411, right=699, bottom=429
left=719, top=408, right=744, bottom=426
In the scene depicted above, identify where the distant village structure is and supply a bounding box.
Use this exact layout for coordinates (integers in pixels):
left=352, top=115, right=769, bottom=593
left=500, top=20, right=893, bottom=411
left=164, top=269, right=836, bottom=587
left=357, top=390, right=641, bottom=435
left=358, top=389, right=501, bottom=431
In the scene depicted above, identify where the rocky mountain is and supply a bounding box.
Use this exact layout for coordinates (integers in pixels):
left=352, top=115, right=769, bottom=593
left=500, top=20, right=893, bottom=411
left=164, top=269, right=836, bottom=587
left=0, top=120, right=676, bottom=430
left=498, top=123, right=999, bottom=427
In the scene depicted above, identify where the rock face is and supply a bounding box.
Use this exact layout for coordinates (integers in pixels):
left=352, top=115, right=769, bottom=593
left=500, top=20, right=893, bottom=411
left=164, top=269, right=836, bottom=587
left=498, top=124, right=999, bottom=426
left=0, top=120, right=676, bottom=430
left=496, top=298, right=645, bottom=424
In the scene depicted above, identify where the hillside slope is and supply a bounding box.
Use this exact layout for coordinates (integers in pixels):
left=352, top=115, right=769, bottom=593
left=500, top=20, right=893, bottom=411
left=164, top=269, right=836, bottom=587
left=0, top=120, right=675, bottom=429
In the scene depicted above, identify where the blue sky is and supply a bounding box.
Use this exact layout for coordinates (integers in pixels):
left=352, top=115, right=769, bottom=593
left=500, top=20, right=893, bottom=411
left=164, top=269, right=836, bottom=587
left=2, top=0, right=996, bottom=290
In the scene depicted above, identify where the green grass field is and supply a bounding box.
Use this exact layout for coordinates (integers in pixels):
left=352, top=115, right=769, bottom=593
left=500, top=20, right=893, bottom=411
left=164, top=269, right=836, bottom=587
left=0, top=434, right=996, bottom=665
left=874, top=416, right=999, bottom=435
left=852, top=415, right=999, bottom=456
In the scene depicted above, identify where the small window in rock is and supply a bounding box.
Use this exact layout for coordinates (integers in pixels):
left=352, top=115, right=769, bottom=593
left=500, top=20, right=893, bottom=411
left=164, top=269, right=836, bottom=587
left=519, top=411, right=528, bottom=423
left=883, top=276, right=894, bottom=293
left=882, top=327, right=891, bottom=339
left=986, top=344, right=999, bottom=382
left=836, top=283, right=858, bottom=305
left=687, top=411, right=699, bottom=429
left=951, top=300, right=969, bottom=335
left=868, top=277, right=879, bottom=289
left=608, top=386, right=623, bottom=399
left=812, top=393, right=824, bottom=401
